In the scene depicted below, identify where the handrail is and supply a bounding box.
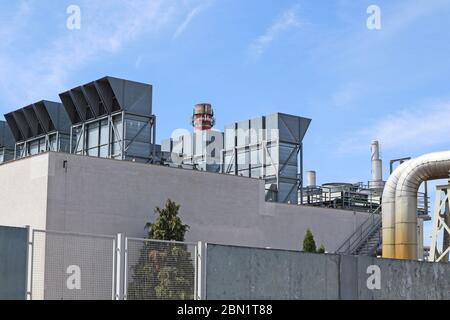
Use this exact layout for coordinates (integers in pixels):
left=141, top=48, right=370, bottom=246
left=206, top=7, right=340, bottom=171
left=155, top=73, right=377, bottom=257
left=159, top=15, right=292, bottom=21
left=335, top=205, right=381, bottom=255
left=334, top=191, right=427, bottom=256
left=364, top=220, right=382, bottom=256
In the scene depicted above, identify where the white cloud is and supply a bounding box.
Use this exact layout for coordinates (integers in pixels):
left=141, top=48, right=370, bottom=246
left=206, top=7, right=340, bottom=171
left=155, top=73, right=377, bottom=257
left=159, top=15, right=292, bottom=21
left=337, top=100, right=450, bottom=155
left=173, top=3, right=207, bottom=39
left=0, top=0, right=210, bottom=108
left=247, top=5, right=302, bottom=60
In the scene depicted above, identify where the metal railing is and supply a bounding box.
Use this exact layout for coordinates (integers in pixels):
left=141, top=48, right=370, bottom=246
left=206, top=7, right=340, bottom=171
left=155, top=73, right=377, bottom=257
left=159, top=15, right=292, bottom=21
left=334, top=191, right=430, bottom=256
left=417, top=191, right=430, bottom=216
left=302, top=185, right=381, bottom=213
left=335, top=206, right=382, bottom=255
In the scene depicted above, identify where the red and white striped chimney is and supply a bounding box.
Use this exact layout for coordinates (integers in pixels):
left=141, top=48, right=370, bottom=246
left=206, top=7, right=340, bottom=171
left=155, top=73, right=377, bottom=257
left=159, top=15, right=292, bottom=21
left=192, top=103, right=215, bottom=131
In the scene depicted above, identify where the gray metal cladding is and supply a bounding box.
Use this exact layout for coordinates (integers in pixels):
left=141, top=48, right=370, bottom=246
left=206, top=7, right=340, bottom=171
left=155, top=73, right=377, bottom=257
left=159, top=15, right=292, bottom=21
left=274, top=113, right=311, bottom=143
left=12, top=110, right=30, bottom=141
left=4, top=113, right=21, bottom=142
left=60, top=76, right=152, bottom=125
left=23, top=105, right=43, bottom=137
left=0, top=121, right=15, bottom=148
left=42, top=101, right=72, bottom=133
left=223, top=112, right=311, bottom=204
left=4, top=101, right=71, bottom=142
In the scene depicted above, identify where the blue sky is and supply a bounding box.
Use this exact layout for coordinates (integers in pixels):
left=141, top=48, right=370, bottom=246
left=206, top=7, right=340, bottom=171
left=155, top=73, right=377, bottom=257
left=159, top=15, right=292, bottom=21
left=1, top=0, right=450, bottom=246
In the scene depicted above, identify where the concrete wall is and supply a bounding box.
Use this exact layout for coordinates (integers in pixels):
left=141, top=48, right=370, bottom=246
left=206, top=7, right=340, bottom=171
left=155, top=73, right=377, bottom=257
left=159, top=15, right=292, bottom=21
left=0, top=154, right=48, bottom=230
left=0, top=226, right=28, bottom=300
left=45, top=152, right=368, bottom=251
left=0, top=152, right=369, bottom=252
left=205, top=244, right=450, bottom=300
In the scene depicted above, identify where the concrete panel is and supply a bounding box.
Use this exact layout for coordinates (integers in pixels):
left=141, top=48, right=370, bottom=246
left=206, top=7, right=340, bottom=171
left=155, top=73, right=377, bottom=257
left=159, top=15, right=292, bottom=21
left=338, top=255, right=358, bottom=300
left=205, top=244, right=450, bottom=300
left=205, top=244, right=340, bottom=300
left=355, top=256, right=450, bottom=300
left=0, top=154, right=48, bottom=230
left=0, top=226, right=28, bottom=300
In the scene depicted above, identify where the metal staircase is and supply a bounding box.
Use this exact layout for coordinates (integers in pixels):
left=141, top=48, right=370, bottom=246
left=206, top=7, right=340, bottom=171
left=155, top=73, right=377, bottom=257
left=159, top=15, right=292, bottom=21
left=335, top=206, right=382, bottom=257
left=353, top=222, right=382, bottom=256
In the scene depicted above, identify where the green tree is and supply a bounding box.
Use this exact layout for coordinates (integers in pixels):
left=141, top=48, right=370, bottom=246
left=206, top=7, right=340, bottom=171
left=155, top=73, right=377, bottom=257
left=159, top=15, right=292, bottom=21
left=302, top=229, right=317, bottom=253
left=127, top=199, right=194, bottom=300
left=317, top=244, right=326, bottom=254
left=145, top=199, right=189, bottom=241
left=302, top=229, right=326, bottom=253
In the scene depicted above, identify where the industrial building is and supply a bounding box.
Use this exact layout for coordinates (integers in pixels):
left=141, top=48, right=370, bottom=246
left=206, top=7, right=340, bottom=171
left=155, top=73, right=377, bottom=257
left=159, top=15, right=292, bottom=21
left=0, top=76, right=384, bottom=252
left=0, top=76, right=437, bottom=255
left=1, top=76, right=450, bottom=300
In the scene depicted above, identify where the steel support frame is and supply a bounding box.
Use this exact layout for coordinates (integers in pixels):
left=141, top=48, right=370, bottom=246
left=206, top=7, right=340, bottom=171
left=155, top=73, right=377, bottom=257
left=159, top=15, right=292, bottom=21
left=222, top=137, right=302, bottom=204
left=14, top=131, right=62, bottom=159
left=429, top=184, right=450, bottom=262
left=69, top=112, right=157, bottom=163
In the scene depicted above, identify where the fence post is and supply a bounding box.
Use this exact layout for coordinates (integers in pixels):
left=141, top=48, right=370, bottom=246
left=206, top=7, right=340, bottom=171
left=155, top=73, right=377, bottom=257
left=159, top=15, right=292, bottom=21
left=123, top=237, right=128, bottom=300
left=197, top=241, right=207, bottom=300
left=25, top=225, right=32, bottom=300
left=115, top=233, right=122, bottom=300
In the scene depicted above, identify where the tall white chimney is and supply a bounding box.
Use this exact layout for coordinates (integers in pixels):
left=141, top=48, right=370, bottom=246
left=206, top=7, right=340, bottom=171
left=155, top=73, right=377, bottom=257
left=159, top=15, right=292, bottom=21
left=369, top=140, right=385, bottom=195
left=371, top=140, right=382, bottom=182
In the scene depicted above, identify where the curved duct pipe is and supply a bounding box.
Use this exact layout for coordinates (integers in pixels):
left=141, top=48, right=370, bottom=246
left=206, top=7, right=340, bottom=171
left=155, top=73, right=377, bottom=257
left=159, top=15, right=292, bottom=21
left=382, top=161, right=410, bottom=259
left=395, top=151, right=450, bottom=260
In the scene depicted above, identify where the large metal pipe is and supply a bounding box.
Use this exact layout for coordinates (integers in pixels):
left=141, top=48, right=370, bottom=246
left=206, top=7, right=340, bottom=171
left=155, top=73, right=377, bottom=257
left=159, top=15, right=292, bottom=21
left=382, top=160, right=410, bottom=259
left=394, top=151, right=450, bottom=260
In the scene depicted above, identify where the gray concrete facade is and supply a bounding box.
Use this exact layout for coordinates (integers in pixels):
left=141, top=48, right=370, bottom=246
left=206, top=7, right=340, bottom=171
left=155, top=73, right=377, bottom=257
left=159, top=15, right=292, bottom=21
left=205, top=244, right=450, bottom=300
left=0, top=226, right=28, bottom=300
left=0, top=152, right=369, bottom=251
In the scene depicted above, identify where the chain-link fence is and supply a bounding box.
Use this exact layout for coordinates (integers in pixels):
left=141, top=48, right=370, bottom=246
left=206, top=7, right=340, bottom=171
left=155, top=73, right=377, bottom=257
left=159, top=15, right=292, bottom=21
left=125, top=238, right=197, bottom=300
left=28, top=230, right=200, bottom=300
left=30, top=230, right=117, bottom=300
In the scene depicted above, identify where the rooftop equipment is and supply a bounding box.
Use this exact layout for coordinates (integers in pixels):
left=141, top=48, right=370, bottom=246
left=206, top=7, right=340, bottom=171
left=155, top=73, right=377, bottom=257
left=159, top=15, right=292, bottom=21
left=305, top=182, right=380, bottom=211
left=161, top=129, right=223, bottom=172
left=302, top=141, right=389, bottom=212
left=0, top=121, right=15, bottom=163
left=222, top=113, right=311, bottom=204
left=162, top=103, right=222, bottom=172
left=59, top=76, right=157, bottom=163
left=4, top=101, right=71, bottom=159
left=192, top=103, right=215, bottom=131
left=165, top=131, right=223, bottom=172
left=306, top=171, right=316, bottom=188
